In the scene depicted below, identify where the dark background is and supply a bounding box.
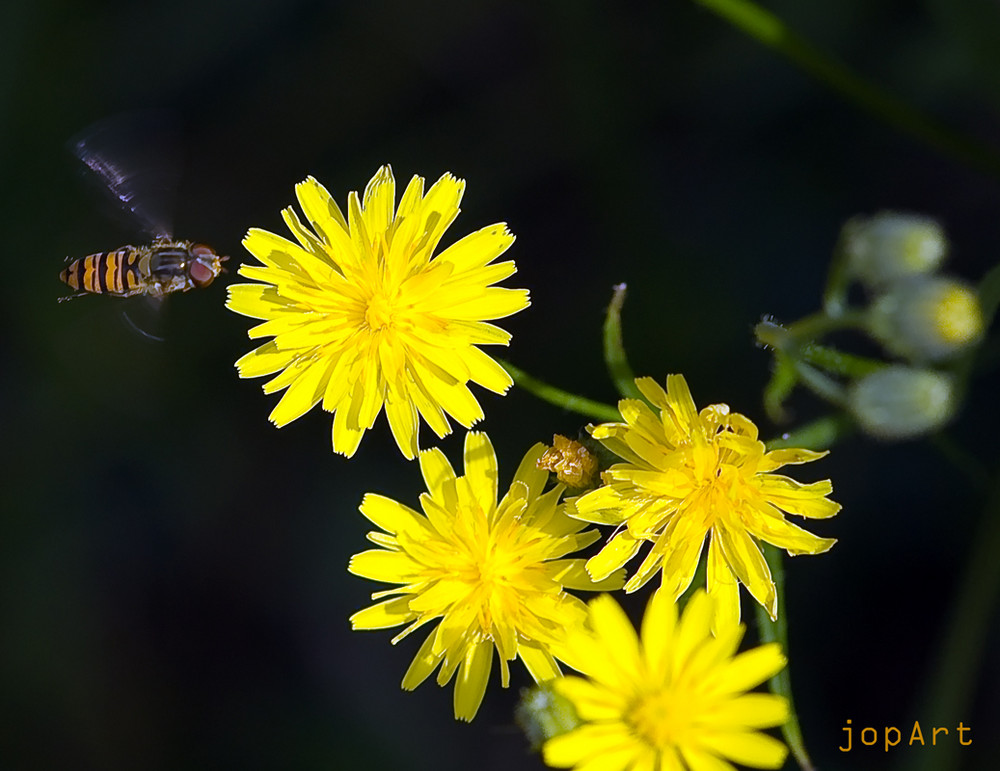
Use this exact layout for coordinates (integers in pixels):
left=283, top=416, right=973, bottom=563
left=3, top=0, right=999, bottom=769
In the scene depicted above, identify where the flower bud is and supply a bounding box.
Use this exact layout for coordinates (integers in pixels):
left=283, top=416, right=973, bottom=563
left=847, top=366, right=955, bottom=440
left=843, top=212, right=947, bottom=288
left=514, top=681, right=580, bottom=750
left=867, top=276, right=984, bottom=362
left=537, top=435, right=600, bottom=489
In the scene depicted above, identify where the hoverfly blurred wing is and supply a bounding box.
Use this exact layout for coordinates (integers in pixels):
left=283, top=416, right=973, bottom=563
left=70, top=111, right=183, bottom=240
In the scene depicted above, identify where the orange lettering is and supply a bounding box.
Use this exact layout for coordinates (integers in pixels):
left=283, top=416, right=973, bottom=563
left=909, top=721, right=925, bottom=746
left=884, top=727, right=900, bottom=751
left=838, top=720, right=853, bottom=752
left=932, top=726, right=949, bottom=745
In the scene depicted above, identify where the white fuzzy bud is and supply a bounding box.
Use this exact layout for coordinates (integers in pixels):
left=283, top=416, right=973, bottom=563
left=868, top=276, right=984, bottom=362
left=844, top=212, right=947, bottom=288
left=848, top=366, right=955, bottom=440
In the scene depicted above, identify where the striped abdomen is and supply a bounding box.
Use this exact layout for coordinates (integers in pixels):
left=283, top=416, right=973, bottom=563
left=60, top=247, right=146, bottom=297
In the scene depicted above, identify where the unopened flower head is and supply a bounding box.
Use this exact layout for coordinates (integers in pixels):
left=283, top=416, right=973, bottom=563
left=844, top=211, right=947, bottom=288
left=570, top=375, right=839, bottom=631
left=515, top=681, right=582, bottom=751
left=226, top=167, right=529, bottom=459
left=348, top=432, right=624, bottom=721
left=537, top=435, right=600, bottom=489
left=868, top=276, right=984, bottom=362
left=848, top=365, right=955, bottom=440
left=543, top=590, right=790, bottom=771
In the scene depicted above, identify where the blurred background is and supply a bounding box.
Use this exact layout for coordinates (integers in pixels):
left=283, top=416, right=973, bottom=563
left=2, top=0, right=999, bottom=768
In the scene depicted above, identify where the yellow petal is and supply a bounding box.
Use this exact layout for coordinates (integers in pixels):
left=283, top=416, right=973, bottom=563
left=700, top=730, right=789, bottom=769
left=634, top=376, right=669, bottom=410
left=402, top=630, right=443, bottom=690
left=348, top=549, right=418, bottom=582
left=295, top=175, right=348, bottom=237
left=543, top=724, right=637, bottom=768
left=349, top=596, right=413, bottom=630
left=674, top=590, right=713, bottom=668
left=757, top=475, right=840, bottom=519
left=358, top=493, right=427, bottom=537
left=361, top=165, right=396, bottom=241
left=267, top=354, right=332, bottom=427
left=511, top=443, right=549, bottom=498
left=454, top=639, right=492, bottom=721
left=549, top=560, right=624, bottom=591
left=384, top=390, right=419, bottom=460
left=718, top=642, right=787, bottom=693
left=444, top=287, right=530, bottom=321
left=418, top=172, right=465, bottom=256
left=664, top=373, right=700, bottom=433
left=446, top=319, right=513, bottom=346
left=332, top=400, right=365, bottom=457
left=461, top=346, right=513, bottom=394
left=463, top=432, right=498, bottom=515
left=234, top=340, right=296, bottom=379
left=571, top=486, right=628, bottom=526
left=712, top=693, right=790, bottom=729
left=587, top=595, right=640, bottom=680
left=436, top=223, right=515, bottom=271
left=517, top=641, right=560, bottom=683
left=759, top=447, right=829, bottom=471
left=751, top=507, right=837, bottom=555
left=717, top=525, right=776, bottom=620
left=586, top=531, right=642, bottom=581
left=639, top=589, right=677, bottom=675
left=225, top=283, right=293, bottom=320
left=707, top=532, right=742, bottom=633
left=394, top=173, right=425, bottom=222
left=418, top=447, right=457, bottom=503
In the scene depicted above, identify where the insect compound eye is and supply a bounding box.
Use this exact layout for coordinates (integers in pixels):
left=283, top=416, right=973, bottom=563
left=189, top=258, right=219, bottom=287
left=190, top=243, right=217, bottom=258
left=187, top=243, right=222, bottom=287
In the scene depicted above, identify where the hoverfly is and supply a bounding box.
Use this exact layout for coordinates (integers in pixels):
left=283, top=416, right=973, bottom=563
left=58, top=238, right=225, bottom=301
left=58, top=113, right=227, bottom=305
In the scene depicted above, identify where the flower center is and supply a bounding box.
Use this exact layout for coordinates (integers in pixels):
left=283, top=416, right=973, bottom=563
left=452, top=523, right=528, bottom=635
left=626, top=687, right=693, bottom=749
left=365, top=291, right=395, bottom=331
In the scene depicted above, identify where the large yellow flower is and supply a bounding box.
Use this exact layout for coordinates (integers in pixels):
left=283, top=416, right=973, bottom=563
left=226, top=167, right=529, bottom=458
left=571, top=375, right=839, bottom=630
left=544, top=591, right=790, bottom=771
left=349, top=432, right=624, bottom=721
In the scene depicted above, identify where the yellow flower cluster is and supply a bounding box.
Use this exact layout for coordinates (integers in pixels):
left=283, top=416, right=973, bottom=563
left=226, top=168, right=842, bottom=770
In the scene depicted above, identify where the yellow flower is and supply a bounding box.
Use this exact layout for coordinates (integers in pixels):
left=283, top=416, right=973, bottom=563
left=226, top=166, right=529, bottom=458
left=544, top=591, right=790, bottom=771
left=348, top=432, right=624, bottom=721
left=571, top=375, right=839, bottom=630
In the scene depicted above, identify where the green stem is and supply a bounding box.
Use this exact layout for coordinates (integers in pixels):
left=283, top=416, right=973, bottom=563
left=906, top=471, right=1000, bottom=771
left=498, top=359, right=621, bottom=422
left=692, top=0, right=1000, bottom=180
left=755, top=312, right=868, bottom=353
left=763, top=352, right=799, bottom=423
left=603, top=284, right=644, bottom=400
left=766, top=415, right=852, bottom=451
left=756, top=543, right=814, bottom=771
left=790, top=359, right=847, bottom=408
left=976, top=260, right=1000, bottom=328
left=822, top=220, right=855, bottom=318
left=799, top=343, right=884, bottom=379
